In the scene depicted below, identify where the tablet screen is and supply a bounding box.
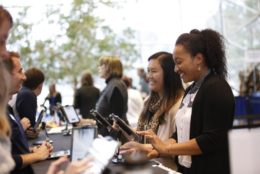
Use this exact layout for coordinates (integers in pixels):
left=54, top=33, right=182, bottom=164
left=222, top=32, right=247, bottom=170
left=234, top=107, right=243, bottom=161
left=71, top=126, right=97, bottom=161
left=62, top=105, right=80, bottom=124
left=110, top=114, right=142, bottom=142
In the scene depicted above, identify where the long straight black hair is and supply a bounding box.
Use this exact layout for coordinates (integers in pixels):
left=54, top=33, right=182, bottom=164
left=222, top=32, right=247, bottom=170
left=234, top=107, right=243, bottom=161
left=139, top=51, right=184, bottom=122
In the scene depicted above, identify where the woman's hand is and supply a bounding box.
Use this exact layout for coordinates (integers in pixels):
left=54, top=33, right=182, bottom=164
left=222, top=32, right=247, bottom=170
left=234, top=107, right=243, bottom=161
left=137, top=129, right=173, bottom=156
left=112, top=120, right=120, bottom=131
left=20, top=117, right=31, bottom=130
left=119, top=141, right=145, bottom=155
left=119, top=141, right=152, bottom=163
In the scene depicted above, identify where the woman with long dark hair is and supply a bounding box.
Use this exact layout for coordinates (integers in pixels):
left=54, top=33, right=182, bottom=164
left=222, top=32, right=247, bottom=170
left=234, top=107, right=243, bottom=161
left=137, top=29, right=235, bottom=174
left=121, top=51, right=184, bottom=170
left=137, top=52, right=184, bottom=140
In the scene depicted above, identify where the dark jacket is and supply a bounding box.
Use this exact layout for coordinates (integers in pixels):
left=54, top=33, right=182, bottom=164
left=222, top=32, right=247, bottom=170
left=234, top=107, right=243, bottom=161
left=16, top=86, right=37, bottom=127
left=96, top=77, right=128, bottom=136
left=74, top=85, right=100, bottom=118
left=7, top=105, right=34, bottom=174
left=174, top=73, right=235, bottom=174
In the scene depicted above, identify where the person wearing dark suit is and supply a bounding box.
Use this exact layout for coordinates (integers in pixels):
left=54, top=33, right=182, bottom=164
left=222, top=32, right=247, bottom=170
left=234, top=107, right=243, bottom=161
left=4, top=51, right=52, bottom=174
left=74, top=71, right=100, bottom=119
left=7, top=105, right=34, bottom=174
left=136, top=29, right=235, bottom=174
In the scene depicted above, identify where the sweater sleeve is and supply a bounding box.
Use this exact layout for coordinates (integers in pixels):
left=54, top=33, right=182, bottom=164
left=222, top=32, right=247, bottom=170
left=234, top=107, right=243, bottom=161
left=109, top=87, right=124, bottom=118
left=12, top=155, right=23, bottom=170
left=195, top=79, right=234, bottom=154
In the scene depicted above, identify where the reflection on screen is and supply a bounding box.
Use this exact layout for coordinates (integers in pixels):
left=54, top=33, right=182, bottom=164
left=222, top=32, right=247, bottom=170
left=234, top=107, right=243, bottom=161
left=71, top=128, right=95, bottom=161
left=64, top=106, right=80, bottom=123
left=84, top=137, right=119, bottom=174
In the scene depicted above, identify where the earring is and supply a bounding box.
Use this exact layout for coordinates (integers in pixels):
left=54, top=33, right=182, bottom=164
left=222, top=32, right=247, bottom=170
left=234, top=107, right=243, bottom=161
left=198, top=66, right=201, bottom=71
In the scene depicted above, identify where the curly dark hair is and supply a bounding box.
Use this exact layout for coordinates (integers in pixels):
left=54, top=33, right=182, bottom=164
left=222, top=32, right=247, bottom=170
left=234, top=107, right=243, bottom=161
left=175, top=28, right=227, bottom=79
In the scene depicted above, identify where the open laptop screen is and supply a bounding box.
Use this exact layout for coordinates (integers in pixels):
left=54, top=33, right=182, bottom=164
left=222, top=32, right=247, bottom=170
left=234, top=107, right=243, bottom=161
left=70, top=125, right=97, bottom=161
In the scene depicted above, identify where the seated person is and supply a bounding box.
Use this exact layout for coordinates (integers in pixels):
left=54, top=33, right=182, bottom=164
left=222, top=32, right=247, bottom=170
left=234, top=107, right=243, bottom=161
left=15, top=67, right=44, bottom=138
left=4, top=51, right=53, bottom=174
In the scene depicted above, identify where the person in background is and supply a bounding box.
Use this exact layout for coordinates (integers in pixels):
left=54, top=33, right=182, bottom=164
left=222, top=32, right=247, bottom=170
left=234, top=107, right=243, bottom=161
left=4, top=52, right=53, bottom=174
left=137, top=68, right=149, bottom=98
left=136, top=29, right=235, bottom=174
left=74, top=71, right=100, bottom=119
left=122, top=76, right=143, bottom=128
left=120, top=52, right=184, bottom=170
left=47, top=84, right=62, bottom=116
left=0, top=57, right=15, bottom=174
left=244, top=65, right=260, bottom=96
left=96, top=56, right=128, bottom=137
left=16, top=68, right=45, bottom=127
left=0, top=5, right=13, bottom=56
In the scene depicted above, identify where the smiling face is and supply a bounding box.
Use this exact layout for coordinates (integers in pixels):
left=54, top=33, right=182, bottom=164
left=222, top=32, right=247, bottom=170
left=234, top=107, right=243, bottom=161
left=10, top=57, right=26, bottom=95
left=173, top=44, right=201, bottom=83
left=147, top=59, right=164, bottom=95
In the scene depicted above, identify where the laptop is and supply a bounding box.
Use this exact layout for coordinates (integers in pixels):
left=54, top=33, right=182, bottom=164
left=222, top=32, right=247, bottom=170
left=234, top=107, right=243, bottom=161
left=70, top=125, right=119, bottom=174
left=70, top=125, right=98, bottom=161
